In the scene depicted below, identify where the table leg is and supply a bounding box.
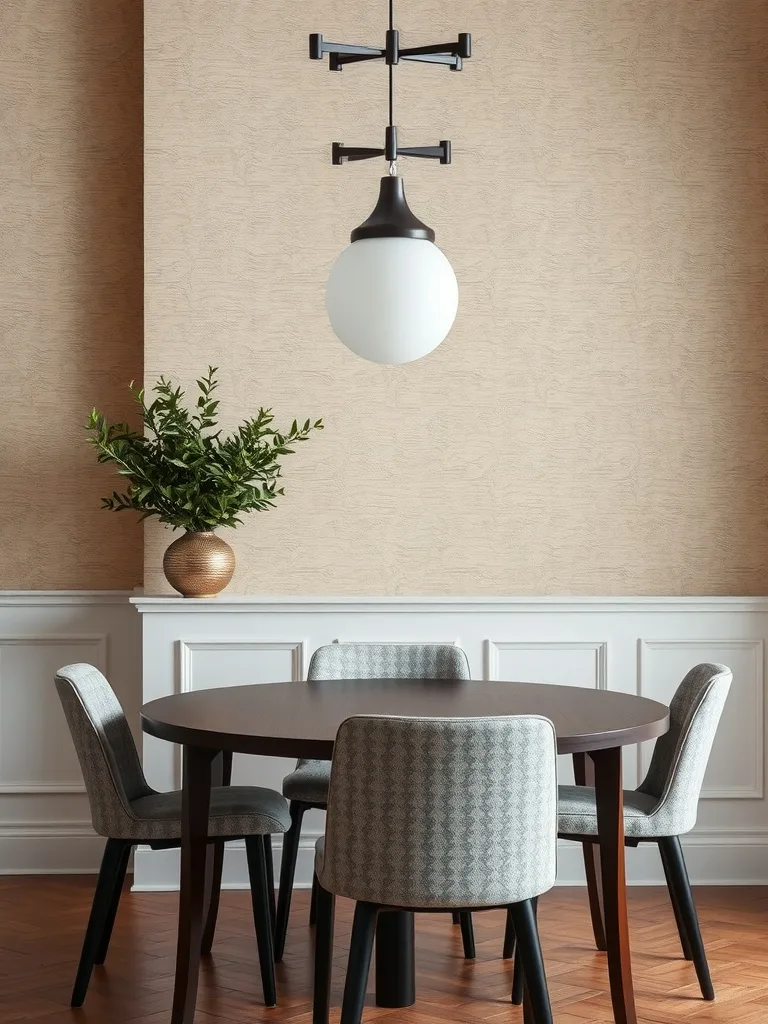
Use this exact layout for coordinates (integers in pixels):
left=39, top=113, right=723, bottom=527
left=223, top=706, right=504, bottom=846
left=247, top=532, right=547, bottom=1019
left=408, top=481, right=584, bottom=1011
left=592, top=746, right=636, bottom=1024
left=573, top=752, right=607, bottom=951
left=375, top=910, right=415, bottom=1007
left=201, top=751, right=230, bottom=954
left=171, top=744, right=216, bottom=1024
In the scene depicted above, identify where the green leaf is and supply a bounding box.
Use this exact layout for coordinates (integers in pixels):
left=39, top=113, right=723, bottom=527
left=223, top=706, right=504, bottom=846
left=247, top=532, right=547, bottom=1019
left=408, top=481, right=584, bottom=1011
left=86, top=367, right=324, bottom=531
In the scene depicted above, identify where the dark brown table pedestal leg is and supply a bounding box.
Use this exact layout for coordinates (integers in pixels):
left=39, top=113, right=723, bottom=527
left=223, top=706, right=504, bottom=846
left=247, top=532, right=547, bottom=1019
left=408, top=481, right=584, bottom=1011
left=171, top=744, right=216, bottom=1024
left=592, top=746, right=637, bottom=1024
left=375, top=910, right=416, bottom=1007
left=201, top=751, right=229, bottom=954
left=573, top=752, right=607, bottom=951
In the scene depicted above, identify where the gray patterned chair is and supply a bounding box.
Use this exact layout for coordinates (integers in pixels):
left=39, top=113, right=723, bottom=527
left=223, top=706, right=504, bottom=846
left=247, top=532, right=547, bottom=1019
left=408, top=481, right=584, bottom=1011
left=275, top=642, right=472, bottom=961
left=55, top=663, right=291, bottom=1008
left=549, top=663, right=731, bottom=1003
left=313, top=714, right=559, bottom=1024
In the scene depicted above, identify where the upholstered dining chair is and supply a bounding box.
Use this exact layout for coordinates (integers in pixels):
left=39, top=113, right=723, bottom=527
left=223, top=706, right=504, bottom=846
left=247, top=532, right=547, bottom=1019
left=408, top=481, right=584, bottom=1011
left=55, top=663, right=291, bottom=1008
left=275, top=642, right=473, bottom=961
left=505, top=663, right=731, bottom=1005
left=313, top=714, right=559, bottom=1024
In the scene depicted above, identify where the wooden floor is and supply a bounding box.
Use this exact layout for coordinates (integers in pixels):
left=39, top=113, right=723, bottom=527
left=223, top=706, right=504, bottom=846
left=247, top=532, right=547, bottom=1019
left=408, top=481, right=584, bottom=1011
left=0, top=879, right=767, bottom=1023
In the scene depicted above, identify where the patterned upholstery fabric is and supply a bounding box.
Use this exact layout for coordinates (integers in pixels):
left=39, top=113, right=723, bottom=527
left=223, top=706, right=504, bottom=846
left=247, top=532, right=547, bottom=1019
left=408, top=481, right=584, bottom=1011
left=282, top=644, right=472, bottom=805
left=558, top=663, right=732, bottom=839
left=558, top=786, right=659, bottom=837
left=55, top=663, right=290, bottom=841
left=304, top=643, right=472, bottom=681
left=281, top=759, right=332, bottom=805
left=316, top=714, right=558, bottom=908
left=55, top=663, right=154, bottom=838
left=131, top=786, right=290, bottom=841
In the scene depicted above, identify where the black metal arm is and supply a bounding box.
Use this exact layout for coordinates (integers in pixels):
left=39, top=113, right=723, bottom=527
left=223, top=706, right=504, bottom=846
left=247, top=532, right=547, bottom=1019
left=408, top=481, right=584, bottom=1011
left=309, top=31, right=470, bottom=71
left=309, top=35, right=384, bottom=60
left=310, top=21, right=469, bottom=169
left=332, top=140, right=450, bottom=166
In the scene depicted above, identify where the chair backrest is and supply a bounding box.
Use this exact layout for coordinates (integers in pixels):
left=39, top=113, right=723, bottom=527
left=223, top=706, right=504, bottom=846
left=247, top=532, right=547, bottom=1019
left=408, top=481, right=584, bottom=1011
left=307, top=643, right=471, bottom=681
left=55, top=663, right=153, bottom=838
left=318, top=714, right=558, bottom=908
left=637, top=663, right=731, bottom=835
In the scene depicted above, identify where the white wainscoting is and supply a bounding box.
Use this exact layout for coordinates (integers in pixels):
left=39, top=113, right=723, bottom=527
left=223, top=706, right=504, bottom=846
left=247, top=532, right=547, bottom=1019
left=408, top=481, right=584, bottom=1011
left=0, top=592, right=141, bottom=873
left=133, top=596, right=768, bottom=891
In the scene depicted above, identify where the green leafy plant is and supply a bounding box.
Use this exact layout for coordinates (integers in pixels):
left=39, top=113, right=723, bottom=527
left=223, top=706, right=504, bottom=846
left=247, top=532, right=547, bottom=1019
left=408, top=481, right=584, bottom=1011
left=86, top=367, right=323, bottom=532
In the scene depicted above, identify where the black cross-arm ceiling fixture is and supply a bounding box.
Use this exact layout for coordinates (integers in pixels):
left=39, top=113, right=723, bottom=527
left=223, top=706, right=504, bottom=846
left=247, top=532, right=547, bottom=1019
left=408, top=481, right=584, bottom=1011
left=309, top=0, right=473, bottom=364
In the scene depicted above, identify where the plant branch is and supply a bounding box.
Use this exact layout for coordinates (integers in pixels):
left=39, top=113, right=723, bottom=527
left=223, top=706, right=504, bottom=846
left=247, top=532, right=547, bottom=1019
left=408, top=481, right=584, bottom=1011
left=86, top=368, right=323, bottom=532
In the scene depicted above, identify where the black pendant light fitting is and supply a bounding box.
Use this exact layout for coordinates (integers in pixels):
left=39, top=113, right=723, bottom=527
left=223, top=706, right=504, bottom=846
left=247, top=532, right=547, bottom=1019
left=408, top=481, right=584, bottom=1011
left=351, top=175, right=435, bottom=242
left=309, top=0, right=471, bottom=241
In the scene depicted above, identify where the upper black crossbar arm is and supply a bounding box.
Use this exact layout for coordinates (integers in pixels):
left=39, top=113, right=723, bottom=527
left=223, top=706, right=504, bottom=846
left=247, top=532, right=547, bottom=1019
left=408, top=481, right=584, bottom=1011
left=330, top=53, right=385, bottom=68
left=399, top=34, right=471, bottom=58
left=309, top=34, right=384, bottom=60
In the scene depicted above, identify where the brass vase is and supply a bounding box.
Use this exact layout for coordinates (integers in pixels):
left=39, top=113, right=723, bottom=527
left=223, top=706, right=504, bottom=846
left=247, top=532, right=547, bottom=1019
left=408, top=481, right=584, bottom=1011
left=162, top=531, right=235, bottom=598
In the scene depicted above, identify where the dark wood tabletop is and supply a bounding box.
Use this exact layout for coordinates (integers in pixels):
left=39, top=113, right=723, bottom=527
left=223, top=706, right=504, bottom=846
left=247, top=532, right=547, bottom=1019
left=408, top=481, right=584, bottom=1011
left=141, top=677, right=669, bottom=758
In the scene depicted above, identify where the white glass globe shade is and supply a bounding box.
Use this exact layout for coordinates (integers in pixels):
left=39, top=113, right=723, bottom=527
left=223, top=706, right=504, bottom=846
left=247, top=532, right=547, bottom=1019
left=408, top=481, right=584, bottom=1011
left=325, top=236, right=458, bottom=364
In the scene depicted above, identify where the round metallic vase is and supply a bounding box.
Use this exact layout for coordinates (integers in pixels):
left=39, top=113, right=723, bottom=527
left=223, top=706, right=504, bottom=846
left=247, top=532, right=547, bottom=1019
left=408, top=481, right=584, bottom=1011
left=162, top=531, right=235, bottom=599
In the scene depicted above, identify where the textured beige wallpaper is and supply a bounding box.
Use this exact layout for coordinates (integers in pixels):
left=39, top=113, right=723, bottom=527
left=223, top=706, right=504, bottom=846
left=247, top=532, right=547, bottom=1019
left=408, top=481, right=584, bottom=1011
left=0, top=0, right=143, bottom=589
left=144, top=0, right=768, bottom=596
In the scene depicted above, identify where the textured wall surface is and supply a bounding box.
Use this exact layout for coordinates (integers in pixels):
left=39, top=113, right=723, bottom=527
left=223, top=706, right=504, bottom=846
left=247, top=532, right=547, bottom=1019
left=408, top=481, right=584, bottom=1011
left=0, top=0, right=143, bottom=588
left=144, top=0, right=768, bottom=596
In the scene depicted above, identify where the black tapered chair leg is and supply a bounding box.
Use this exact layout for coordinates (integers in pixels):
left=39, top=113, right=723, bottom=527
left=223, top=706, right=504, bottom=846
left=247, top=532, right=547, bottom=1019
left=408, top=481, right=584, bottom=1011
left=452, top=910, right=461, bottom=925
left=503, top=907, right=516, bottom=960
left=459, top=911, right=475, bottom=959
left=340, top=902, right=379, bottom=1024
left=508, top=898, right=552, bottom=1024
left=93, top=841, right=131, bottom=966
left=658, top=838, right=694, bottom=961
left=313, top=882, right=336, bottom=1024
left=274, top=800, right=308, bottom=961
left=659, top=836, right=714, bottom=1000
left=245, top=836, right=278, bottom=1007
left=310, top=871, right=319, bottom=927
left=201, top=840, right=225, bottom=955
left=71, top=839, right=132, bottom=1006
left=264, top=833, right=276, bottom=928
left=512, top=950, right=525, bottom=1006
left=510, top=897, right=534, bottom=1005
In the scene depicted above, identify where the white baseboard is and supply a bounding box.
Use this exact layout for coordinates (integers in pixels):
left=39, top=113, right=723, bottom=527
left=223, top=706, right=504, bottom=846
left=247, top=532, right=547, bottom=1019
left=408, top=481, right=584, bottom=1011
left=555, top=830, right=768, bottom=886
left=132, top=831, right=323, bottom=891
left=0, top=822, right=104, bottom=874
left=132, top=829, right=768, bottom=891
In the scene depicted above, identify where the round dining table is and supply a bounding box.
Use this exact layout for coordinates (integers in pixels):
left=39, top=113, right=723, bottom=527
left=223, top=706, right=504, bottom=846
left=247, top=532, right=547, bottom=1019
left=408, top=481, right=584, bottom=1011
left=142, top=677, right=669, bottom=1024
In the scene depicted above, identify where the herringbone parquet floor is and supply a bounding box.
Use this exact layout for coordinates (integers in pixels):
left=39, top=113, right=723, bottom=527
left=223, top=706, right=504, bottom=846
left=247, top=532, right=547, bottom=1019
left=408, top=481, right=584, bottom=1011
left=0, top=878, right=767, bottom=1023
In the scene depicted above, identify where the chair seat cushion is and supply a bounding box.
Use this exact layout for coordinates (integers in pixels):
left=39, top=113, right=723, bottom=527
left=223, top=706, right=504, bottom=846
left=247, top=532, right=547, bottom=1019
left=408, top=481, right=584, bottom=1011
left=129, top=785, right=291, bottom=841
left=282, top=759, right=330, bottom=805
left=558, top=785, right=662, bottom=838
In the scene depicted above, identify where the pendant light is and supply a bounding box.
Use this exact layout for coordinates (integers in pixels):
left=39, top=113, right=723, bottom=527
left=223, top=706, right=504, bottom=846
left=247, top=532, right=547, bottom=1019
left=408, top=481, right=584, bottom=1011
left=309, top=3, right=472, bottom=364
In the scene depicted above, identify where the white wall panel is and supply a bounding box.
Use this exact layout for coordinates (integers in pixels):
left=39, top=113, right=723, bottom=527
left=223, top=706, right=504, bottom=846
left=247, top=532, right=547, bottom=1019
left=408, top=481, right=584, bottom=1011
left=133, top=596, right=768, bottom=889
left=175, top=639, right=304, bottom=792
left=0, top=635, right=105, bottom=793
left=484, top=640, right=607, bottom=688
left=638, top=639, right=764, bottom=799
left=0, top=594, right=141, bottom=873
left=485, top=640, right=608, bottom=785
